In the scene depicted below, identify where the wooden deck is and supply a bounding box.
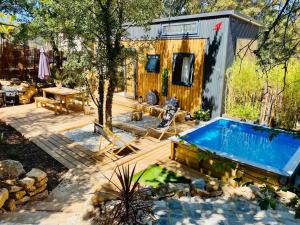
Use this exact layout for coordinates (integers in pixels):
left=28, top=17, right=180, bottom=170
left=0, top=98, right=172, bottom=170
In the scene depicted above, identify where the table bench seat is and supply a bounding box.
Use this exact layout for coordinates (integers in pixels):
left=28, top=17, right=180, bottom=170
left=35, top=97, right=60, bottom=114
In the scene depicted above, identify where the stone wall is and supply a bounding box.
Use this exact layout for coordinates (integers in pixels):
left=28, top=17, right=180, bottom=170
left=0, top=160, right=48, bottom=212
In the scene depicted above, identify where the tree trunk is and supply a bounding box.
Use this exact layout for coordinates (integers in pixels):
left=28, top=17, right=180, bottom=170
left=98, top=71, right=105, bottom=125
left=105, top=75, right=116, bottom=130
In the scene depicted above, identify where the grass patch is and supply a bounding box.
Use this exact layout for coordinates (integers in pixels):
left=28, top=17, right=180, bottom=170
left=133, top=164, right=190, bottom=188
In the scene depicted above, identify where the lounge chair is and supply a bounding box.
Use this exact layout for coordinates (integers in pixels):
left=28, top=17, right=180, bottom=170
left=94, top=122, right=138, bottom=157
left=145, top=103, right=180, bottom=141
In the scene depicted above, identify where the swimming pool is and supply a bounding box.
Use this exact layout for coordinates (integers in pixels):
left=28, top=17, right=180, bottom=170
left=170, top=118, right=300, bottom=179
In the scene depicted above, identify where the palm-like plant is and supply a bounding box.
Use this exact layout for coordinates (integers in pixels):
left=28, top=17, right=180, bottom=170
left=95, top=164, right=153, bottom=225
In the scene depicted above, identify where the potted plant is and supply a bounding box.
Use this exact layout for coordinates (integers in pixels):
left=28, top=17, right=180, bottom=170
left=194, top=108, right=211, bottom=125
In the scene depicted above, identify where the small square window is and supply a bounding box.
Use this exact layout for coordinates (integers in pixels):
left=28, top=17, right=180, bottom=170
left=172, top=53, right=195, bottom=86
left=145, top=54, right=160, bottom=73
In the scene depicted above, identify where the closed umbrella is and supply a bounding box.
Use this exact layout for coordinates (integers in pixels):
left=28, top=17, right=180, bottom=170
left=38, top=47, right=51, bottom=80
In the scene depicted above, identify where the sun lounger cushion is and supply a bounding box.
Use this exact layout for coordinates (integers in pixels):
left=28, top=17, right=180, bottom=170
left=157, top=105, right=178, bottom=129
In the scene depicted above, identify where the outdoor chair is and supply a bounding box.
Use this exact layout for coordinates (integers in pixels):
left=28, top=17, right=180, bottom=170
left=95, top=122, right=138, bottom=157
left=144, top=102, right=180, bottom=141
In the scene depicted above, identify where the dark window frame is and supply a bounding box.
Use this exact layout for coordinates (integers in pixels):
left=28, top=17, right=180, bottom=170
left=145, top=54, right=160, bottom=73
left=172, top=53, right=195, bottom=87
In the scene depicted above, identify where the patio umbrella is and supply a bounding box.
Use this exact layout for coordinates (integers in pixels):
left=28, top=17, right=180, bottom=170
left=38, top=47, right=51, bottom=80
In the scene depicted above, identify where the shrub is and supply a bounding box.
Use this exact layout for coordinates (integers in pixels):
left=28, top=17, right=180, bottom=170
left=226, top=58, right=300, bottom=129
left=225, top=58, right=262, bottom=121
left=94, top=164, right=152, bottom=225
left=194, top=108, right=210, bottom=121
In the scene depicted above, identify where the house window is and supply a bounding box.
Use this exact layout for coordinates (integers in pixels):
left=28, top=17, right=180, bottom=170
left=145, top=54, right=160, bottom=73
left=162, top=22, right=198, bottom=36
left=172, top=53, right=195, bottom=86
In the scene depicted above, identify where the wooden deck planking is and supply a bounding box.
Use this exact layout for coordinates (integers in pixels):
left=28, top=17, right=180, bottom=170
left=50, top=134, right=96, bottom=165
left=31, top=137, right=77, bottom=169
left=1, top=101, right=175, bottom=171
left=44, top=134, right=93, bottom=167
left=41, top=135, right=91, bottom=166
left=38, top=135, right=84, bottom=168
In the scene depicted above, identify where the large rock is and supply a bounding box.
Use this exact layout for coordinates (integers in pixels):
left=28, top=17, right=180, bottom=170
left=11, top=190, right=26, bottom=200
left=15, top=196, right=30, bottom=205
left=7, top=185, right=23, bottom=193
left=276, top=190, right=297, bottom=204
left=206, top=178, right=220, bottom=192
left=222, top=184, right=256, bottom=200
left=18, top=177, right=35, bottom=190
left=0, top=188, right=9, bottom=208
left=91, top=191, right=118, bottom=205
left=35, top=177, right=48, bottom=188
left=30, top=190, right=48, bottom=201
left=190, top=178, right=209, bottom=197
left=0, top=160, right=25, bottom=179
left=4, top=198, right=16, bottom=211
left=28, top=184, right=47, bottom=196
left=26, top=168, right=47, bottom=182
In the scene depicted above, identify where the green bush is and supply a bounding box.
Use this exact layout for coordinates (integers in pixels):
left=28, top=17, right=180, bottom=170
left=194, top=108, right=210, bottom=121
left=226, top=58, right=300, bottom=129
left=226, top=58, right=262, bottom=121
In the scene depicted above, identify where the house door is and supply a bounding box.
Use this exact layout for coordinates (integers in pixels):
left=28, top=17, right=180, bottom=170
left=124, top=51, right=137, bottom=99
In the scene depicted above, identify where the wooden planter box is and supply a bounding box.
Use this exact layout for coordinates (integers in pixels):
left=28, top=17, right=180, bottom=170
left=170, top=141, right=286, bottom=186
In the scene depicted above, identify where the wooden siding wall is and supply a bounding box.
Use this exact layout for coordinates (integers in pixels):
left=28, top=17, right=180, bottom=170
left=125, top=39, right=205, bottom=113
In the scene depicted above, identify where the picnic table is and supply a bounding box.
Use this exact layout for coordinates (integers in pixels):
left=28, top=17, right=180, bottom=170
left=42, top=87, right=81, bottom=114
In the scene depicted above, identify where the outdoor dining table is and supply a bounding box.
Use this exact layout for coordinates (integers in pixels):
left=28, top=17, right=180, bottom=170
left=42, top=87, right=81, bottom=114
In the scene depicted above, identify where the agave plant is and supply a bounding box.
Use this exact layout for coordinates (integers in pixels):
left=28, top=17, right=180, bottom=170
left=95, top=164, right=153, bottom=225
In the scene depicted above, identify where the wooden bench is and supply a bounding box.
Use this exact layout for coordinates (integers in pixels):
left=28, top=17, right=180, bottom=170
left=35, top=97, right=60, bottom=114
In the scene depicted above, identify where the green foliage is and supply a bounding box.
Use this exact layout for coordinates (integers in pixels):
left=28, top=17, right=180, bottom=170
left=133, top=164, right=190, bottom=188
left=226, top=58, right=300, bottom=129
left=258, top=185, right=277, bottom=210
left=225, top=58, right=262, bottom=121
left=100, top=164, right=152, bottom=225
left=60, top=51, right=91, bottom=88
left=193, top=108, right=210, bottom=121
left=161, top=69, right=168, bottom=97
left=276, top=61, right=300, bottom=130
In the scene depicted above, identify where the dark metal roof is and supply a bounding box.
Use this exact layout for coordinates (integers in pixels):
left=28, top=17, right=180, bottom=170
left=153, top=10, right=262, bottom=27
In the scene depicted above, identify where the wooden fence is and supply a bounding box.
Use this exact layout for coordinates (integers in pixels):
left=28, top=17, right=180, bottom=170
left=0, top=40, right=40, bottom=81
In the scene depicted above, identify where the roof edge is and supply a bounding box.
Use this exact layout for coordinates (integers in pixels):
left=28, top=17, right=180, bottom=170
left=152, top=10, right=262, bottom=27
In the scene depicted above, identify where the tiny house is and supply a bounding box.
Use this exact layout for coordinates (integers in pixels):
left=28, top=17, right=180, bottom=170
left=123, top=10, right=261, bottom=117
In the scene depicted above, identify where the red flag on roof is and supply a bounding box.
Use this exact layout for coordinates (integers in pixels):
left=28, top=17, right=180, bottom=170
left=214, top=22, right=222, bottom=32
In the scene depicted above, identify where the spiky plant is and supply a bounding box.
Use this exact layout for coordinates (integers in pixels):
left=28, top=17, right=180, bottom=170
left=95, top=164, right=153, bottom=225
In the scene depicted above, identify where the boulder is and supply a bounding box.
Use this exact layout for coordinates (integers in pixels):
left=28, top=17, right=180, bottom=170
left=140, top=186, right=153, bottom=197
left=35, top=177, right=48, bottom=188
left=7, top=185, right=23, bottom=193
left=91, top=191, right=118, bottom=205
left=0, top=188, right=9, bottom=208
left=276, top=190, right=298, bottom=204
left=15, top=196, right=30, bottom=205
left=0, top=160, right=25, bottom=179
left=190, top=179, right=210, bottom=197
left=30, top=190, right=48, bottom=202
left=26, top=168, right=47, bottom=182
left=4, top=198, right=16, bottom=211
left=11, top=190, right=26, bottom=200
left=18, top=177, right=35, bottom=189
left=28, top=184, right=47, bottom=196
left=2, top=179, right=16, bottom=186
left=249, top=185, right=264, bottom=199
left=222, top=184, right=255, bottom=200
left=206, top=178, right=220, bottom=192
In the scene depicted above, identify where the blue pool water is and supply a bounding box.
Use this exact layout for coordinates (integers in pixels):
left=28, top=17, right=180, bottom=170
left=180, top=119, right=300, bottom=176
